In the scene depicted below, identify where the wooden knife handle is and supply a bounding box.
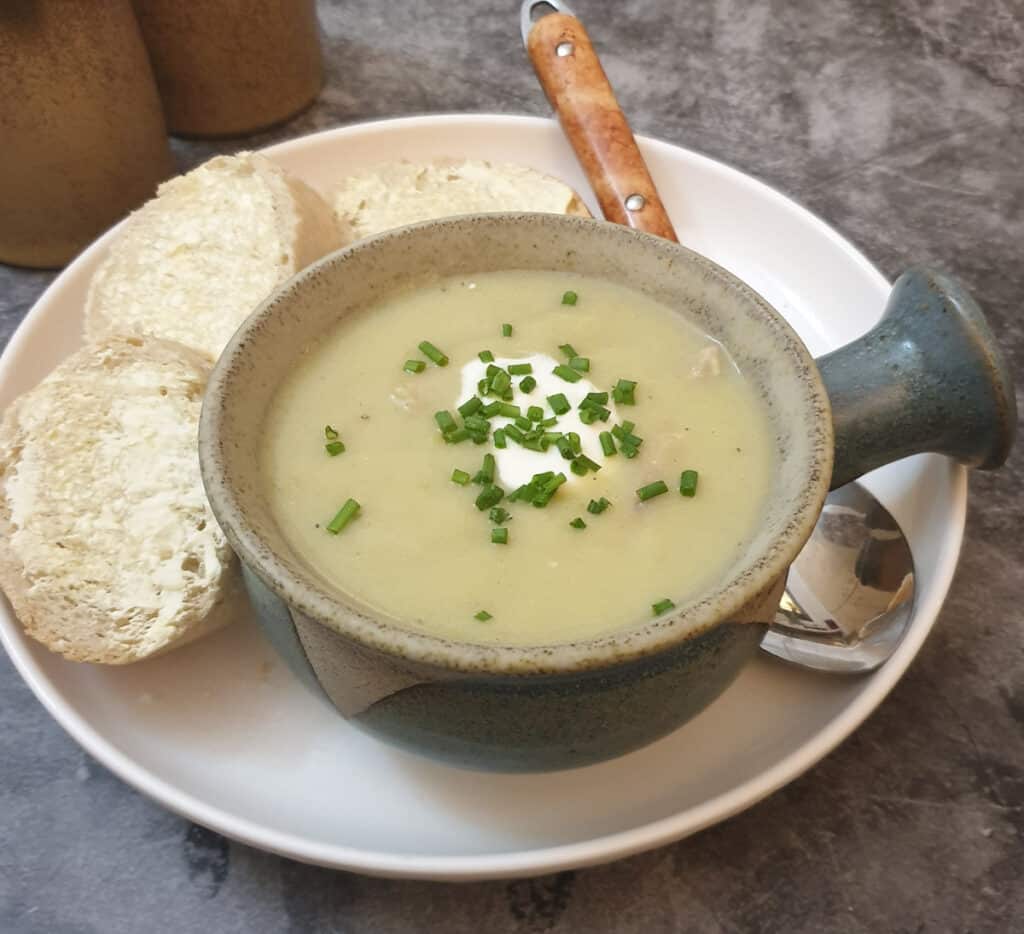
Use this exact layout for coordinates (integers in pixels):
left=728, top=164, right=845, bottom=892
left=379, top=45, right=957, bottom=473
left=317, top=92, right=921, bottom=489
left=526, top=11, right=678, bottom=242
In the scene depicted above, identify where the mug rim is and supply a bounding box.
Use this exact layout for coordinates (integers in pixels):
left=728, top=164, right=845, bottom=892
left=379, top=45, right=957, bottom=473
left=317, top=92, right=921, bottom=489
left=199, top=213, right=834, bottom=675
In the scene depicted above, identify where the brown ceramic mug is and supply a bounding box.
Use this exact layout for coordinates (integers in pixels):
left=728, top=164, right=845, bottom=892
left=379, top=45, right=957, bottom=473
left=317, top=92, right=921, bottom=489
left=0, top=0, right=174, bottom=268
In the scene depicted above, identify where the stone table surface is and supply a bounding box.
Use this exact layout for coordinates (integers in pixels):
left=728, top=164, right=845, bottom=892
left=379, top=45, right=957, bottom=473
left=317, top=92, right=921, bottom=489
left=2, top=1, right=1022, bottom=931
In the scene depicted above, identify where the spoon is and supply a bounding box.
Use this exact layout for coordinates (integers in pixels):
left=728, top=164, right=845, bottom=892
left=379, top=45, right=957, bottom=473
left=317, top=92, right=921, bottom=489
left=522, top=0, right=917, bottom=674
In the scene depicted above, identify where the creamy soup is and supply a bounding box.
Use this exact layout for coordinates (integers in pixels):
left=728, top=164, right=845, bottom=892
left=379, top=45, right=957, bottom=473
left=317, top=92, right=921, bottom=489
left=262, top=270, right=775, bottom=645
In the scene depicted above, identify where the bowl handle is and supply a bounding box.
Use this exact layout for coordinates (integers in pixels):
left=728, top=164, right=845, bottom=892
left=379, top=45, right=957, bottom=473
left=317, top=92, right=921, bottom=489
left=817, top=266, right=1016, bottom=489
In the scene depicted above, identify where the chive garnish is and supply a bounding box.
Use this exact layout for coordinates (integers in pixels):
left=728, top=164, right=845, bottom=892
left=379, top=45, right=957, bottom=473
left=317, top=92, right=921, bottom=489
left=490, top=369, right=511, bottom=395
left=418, top=341, right=449, bottom=366
left=526, top=405, right=543, bottom=422
left=585, top=391, right=609, bottom=405
left=612, top=378, right=637, bottom=405
left=570, top=454, right=601, bottom=476
left=519, top=376, right=537, bottom=394
left=475, top=610, right=493, bottom=622
left=475, top=484, right=504, bottom=510
left=325, top=440, right=345, bottom=456
left=539, top=416, right=558, bottom=428
left=445, top=427, right=471, bottom=444
left=553, top=364, right=582, bottom=383
left=481, top=401, right=502, bottom=417
left=636, top=480, right=669, bottom=502
left=569, top=517, right=587, bottom=529
left=324, top=425, right=339, bottom=440
left=568, top=432, right=581, bottom=456
left=434, top=410, right=457, bottom=435
left=498, top=402, right=521, bottom=418
left=556, top=437, right=574, bottom=460
left=503, top=424, right=525, bottom=443
left=485, top=364, right=500, bottom=379
left=463, top=415, right=490, bottom=434
left=680, top=469, right=699, bottom=497
left=652, top=598, right=675, bottom=616
left=599, top=431, right=616, bottom=456
left=477, top=378, right=489, bottom=396
left=558, top=343, right=578, bottom=359
left=569, top=356, right=590, bottom=373
left=403, top=359, right=426, bottom=374
left=451, top=468, right=471, bottom=485
left=512, top=416, right=531, bottom=431
left=489, top=507, right=511, bottom=524
left=478, top=350, right=495, bottom=363
left=579, top=408, right=598, bottom=425
left=547, top=393, right=570, bottom=415
left=561, top=291, right=578, bottom=306
left=458, top=397, right=483, bottom=418
left=478, top=453, right=495, bottom=485
left=491, top=527, right=509, bottom=545
left=494, top=429, right=507, bottom=449
left=508, top=362, right=533, bottom=375
left=501, top=323, right=513, bottom=337
left=587, top=497, right=611, bottom=515
left=326, top=498, right=360, bottom=535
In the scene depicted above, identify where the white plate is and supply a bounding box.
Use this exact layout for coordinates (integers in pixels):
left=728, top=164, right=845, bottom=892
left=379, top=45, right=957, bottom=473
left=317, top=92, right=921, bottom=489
left=0, top=115, right=966, bottom=880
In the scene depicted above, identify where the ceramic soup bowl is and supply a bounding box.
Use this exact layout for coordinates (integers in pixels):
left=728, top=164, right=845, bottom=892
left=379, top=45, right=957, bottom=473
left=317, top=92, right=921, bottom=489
left=199, top=214, right=1014, bottom=771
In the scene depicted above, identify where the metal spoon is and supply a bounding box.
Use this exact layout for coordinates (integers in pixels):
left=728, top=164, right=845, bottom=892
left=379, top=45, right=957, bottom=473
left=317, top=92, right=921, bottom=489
left=522, top=0, right=917, bottom=675
left=762, top=482, right=915, bottom=674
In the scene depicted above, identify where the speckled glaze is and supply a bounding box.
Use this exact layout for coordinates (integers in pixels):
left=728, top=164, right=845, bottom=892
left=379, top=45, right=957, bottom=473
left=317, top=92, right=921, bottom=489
left=200, top=213, right=832, bottom=770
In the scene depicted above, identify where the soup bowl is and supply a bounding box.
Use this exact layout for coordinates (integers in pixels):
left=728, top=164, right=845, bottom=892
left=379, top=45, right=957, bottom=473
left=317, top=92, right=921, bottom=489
left=199, top=213, right=1014, bottom=771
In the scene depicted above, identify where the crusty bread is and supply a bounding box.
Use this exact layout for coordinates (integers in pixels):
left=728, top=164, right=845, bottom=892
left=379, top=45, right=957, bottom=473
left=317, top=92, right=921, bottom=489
left=331, top=159, right=591, bottom=240
left=0, top=337, right=243, bottom=664
left=85, top=152, right=344, bottom=361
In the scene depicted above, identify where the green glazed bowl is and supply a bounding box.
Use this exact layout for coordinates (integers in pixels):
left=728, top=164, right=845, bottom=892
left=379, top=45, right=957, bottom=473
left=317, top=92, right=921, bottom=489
left=199, top=213, right=1014, bottom=771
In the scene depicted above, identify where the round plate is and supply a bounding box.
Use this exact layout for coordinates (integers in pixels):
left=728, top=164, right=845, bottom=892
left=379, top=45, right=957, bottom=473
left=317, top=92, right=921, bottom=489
left=0, top=115, right=966, bottom=880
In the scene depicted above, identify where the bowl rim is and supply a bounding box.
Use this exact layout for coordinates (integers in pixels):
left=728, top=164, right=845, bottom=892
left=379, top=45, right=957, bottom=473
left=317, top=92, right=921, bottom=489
left=199, top=212, right=834, bottom=675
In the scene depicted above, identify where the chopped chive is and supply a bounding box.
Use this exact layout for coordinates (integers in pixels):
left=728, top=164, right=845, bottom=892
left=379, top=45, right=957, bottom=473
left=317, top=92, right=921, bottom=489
left=403, top=359, right=426, bottom=374
left=579, top=399, right=610, bottom=421
left=539, top=417, right=558, bottom=428
left=502, top=388, right=514, bottom=402
left=547, top=393, right=570, bottom=415
left=498, top=402, right=521, bottom=418
left=475, top=610, right=493, bottom=622
left=585, top=391, right=609, bottom=405
left=568, top=432, right=581, bottom=456
left=434, top=410, right=457, bottom=434
left=652, top=598, right=676, bottom=616
left=451, top=468, right=471, bottom=485
left=514, top=415, right=532, bottom=431
left=491, top=527, right=509, bottom=545
left=501, top=323, right=513, bottom=337
left=325, top=498, right=360, bottom=535
left=579, top=408, right=598, bottom=425
left=541, top=431, right=562, bottom=444
left=503, top=424, right=525, bottom=443
left=458, top=396, right=483, bottom=418
left=556, top=436, right=574, bottom=460
left=418, top=341, right=449, bottom=366
left=519, top=375, right=537, bottom=393
left=477, top=378, right=489, bottom=396
left=553, top=364, right=582, bottom=383
left=478, top=350, right=495, bottom=363
left=571, top=454, right=601, bottom=476
left=599, top=431, right=616, bottom=456
left=489, top=506, right=511, bottom=524
left=587, top=497, right=611, bottom=515
left=324, top=425, right=339, bottom=440
left=558, top=343, right=578, bottom=359
left=612, top=378, right=637, bottom=405
left=481, top=401, right=503, bottom=417
left=474, top=452, right=495, bottom=485
left=490, top=369, right=511, bottom=395
left=621, top=420, right=635, bottom=434
left=325, top=440, right=346, bottom=456
left=636, top=480, right=669, bottom=502
left=508, top=362, right=533, bottom=375
left=471, top=433, right=488, bottom=445
left=621, top=443, right=639, bottom=458
left=527, top=405, right=544, bottom=422
left=463, top=415, right=490, bottom=434
left=445, top=427, right=471, bottom=444
left=569, top=517, right=587, bottom=529
left=569, top=356, right=590, bottom=373
left=493, top=428, right=507, bottom=449
left=561, top=291, right=578, bottom=306
left=475, top=484, right=504, bottom=510
left=522, top=437, right=543, bottom=452
left=680, top=469, right=699, bottom=497
left=486, top=364, right=500, bottom=379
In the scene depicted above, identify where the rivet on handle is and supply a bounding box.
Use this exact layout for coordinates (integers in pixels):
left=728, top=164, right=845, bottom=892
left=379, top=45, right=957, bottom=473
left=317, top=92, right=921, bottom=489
left=556, top=41, right=574, bottom=57
left=625, top=193, right=646, bottom=211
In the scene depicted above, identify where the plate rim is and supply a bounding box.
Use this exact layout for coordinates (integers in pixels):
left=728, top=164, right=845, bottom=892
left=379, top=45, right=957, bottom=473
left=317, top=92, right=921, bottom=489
left=0, top=113, right=967, bottom=880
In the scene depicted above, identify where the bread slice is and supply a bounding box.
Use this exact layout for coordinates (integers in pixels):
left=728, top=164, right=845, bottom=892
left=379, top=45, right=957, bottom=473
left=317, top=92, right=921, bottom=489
left=85, top=152, right=344, bottom=361
left=0, top=337, right=242, bottom=664
left=331, top=159, right=591, bottom=240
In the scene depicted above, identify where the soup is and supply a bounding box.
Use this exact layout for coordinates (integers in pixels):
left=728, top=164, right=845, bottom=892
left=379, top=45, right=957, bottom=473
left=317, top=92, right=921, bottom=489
left=262, top=270, right=775, bottom=645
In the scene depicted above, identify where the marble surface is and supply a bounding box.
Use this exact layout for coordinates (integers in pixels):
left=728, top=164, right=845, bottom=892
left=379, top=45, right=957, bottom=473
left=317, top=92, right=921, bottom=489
left=2, top=0, right=1022, bottom=930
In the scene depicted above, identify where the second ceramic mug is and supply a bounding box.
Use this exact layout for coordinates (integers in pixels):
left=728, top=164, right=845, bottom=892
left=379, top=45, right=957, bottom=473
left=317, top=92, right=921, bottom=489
left=200, top=213, right=1015, bottom=772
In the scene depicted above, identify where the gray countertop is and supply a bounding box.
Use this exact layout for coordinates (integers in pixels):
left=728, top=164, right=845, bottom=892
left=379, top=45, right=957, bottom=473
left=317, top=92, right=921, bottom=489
left=2, top=1, right=1022, bottom=931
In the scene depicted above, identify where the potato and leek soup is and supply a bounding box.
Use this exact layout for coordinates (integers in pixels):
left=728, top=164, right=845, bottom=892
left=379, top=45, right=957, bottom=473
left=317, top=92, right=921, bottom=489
left=262, top=270, right=775, bottom=645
